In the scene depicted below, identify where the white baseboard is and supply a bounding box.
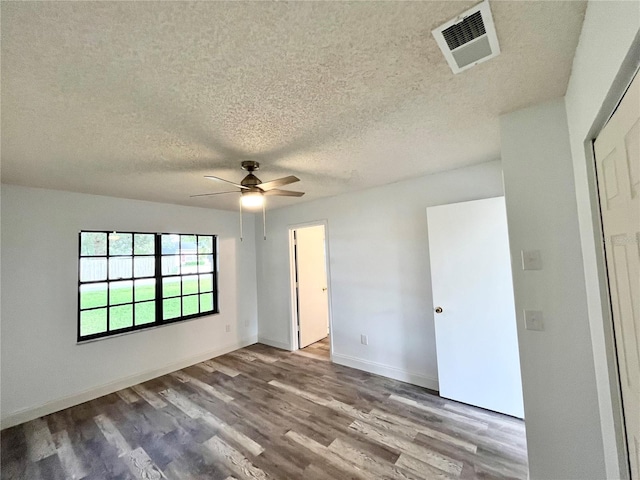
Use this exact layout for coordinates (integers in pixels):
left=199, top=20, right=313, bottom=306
left=332, top=353, right=439, bottom=391
left=258, top=336, right=292, bottom=351
left=0, top=336, right=258, bottom=430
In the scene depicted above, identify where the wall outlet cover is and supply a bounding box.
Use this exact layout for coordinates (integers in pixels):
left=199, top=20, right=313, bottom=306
left=524, top=310, right=544, bottom=331
left=521, top=250, right=543, bottom=270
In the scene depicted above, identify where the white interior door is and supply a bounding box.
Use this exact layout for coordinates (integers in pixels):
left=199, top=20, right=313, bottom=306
left=427, top=197, right=524, bottom=418
left=594, top=71, right=639, bottom=480
left=295, top=225, right=330, bottom=348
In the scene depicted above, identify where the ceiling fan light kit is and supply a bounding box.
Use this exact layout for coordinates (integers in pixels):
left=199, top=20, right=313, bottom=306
left=240, top=191, right=264, bottom=209
left=191, top=161, right=305, bottom=241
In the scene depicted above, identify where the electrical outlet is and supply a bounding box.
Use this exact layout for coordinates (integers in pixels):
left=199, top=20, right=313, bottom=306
left=361, top=334, right=368, bottom=345
left=524, top=310, right=544, bottom=331
left=225, top=324, right=231, bottom=333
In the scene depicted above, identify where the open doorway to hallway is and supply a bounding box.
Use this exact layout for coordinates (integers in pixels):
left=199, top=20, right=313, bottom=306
left=288, top=222, right=333, bottom=361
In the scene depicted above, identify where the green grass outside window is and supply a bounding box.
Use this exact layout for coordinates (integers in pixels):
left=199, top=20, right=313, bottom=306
left=80, top=278, right=213, bottom=337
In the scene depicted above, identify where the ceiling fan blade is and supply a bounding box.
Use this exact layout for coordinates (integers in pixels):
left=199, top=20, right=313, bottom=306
left=204, top=175, right=249, bottom=189
left=190, top=191, right=240, bottom=198
left=263, top=189, right=305, bottom=197
left=257, top=175, right=300, bottom=191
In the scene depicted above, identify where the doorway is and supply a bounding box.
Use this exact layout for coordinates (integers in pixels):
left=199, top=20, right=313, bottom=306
left=289, top=222, right=332, bottom=360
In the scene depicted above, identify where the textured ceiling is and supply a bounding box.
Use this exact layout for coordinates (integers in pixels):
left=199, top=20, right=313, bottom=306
left=1, top=1, right=587, bottom=211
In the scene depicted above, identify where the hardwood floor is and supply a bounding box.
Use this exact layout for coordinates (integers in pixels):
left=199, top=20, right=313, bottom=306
left=1, top=343, right=528, bottom=480
left=297, top=336, right=330, bottom=361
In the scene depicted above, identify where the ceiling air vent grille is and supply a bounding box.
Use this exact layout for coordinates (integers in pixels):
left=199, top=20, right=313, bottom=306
left=442, top=11, right=486, bottom=51
left=432, top=1, right=500, bottom=74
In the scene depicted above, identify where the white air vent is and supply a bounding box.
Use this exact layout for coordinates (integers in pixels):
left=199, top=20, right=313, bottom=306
left=432, top=0, right=500, bottom=74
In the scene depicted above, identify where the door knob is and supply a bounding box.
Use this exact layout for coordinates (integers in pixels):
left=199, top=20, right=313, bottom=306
left=322, top=287, right=327, bottom=291
left=435, top=307, right=443, bottom=314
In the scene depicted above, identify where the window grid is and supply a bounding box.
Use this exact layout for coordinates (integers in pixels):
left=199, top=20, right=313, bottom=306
left=78, top=231, right=218, bottom=342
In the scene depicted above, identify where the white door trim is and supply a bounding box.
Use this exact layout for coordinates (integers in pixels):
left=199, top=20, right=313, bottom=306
left=288, top=219, right=334, bottom=359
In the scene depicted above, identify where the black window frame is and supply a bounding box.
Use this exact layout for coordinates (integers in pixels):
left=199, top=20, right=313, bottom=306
left=77, top=230, right=219, bottom=342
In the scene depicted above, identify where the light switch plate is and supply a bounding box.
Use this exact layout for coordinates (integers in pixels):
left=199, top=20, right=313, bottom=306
left=524, top=310, right=544, bottom=331
left=521, top=250, right=543, bottom=270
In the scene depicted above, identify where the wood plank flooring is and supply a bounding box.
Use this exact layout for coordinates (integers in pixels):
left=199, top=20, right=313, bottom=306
left=1, top=343, right=528, bottom=480
left=296, top=336, right=330, bottom=361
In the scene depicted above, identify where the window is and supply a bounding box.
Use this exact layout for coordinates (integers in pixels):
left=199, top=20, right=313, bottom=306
left=160, top=234, right=216, bottom=321
left=78, top=231, right=218, bottom=341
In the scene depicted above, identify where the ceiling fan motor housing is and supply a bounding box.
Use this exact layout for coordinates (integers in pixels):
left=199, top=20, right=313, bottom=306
left=240, top=161, right=262, bottom=193
left=241, top=173, right=262, bottom=190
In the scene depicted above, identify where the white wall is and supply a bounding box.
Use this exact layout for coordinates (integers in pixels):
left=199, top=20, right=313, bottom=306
left=0, top=184, right=258, bottom=427
left=500, top=99, right=605, bottom=479
left=565, top=2, right=640, bottom=477
left=255, top=160, right=504, bottom=389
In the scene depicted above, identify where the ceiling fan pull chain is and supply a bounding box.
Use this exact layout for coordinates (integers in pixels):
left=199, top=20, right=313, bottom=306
left=263, top=201, right=267, bottom=240
left=239, top=201, right=243, bottom=242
